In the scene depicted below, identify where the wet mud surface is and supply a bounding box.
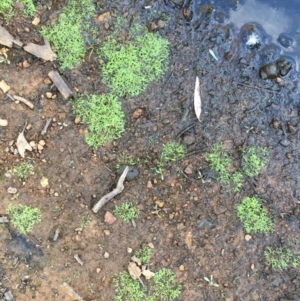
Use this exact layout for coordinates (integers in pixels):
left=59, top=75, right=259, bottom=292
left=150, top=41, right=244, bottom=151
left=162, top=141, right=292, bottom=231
left=0, top=0, right=300, bottom=300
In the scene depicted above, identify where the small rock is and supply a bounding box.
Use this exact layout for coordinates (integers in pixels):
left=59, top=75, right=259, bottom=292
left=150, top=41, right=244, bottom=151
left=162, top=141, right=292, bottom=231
left=147, top=180, right=153, bottom=188
left=183, top=136, right=195, bottom=145
left=4, top=290, right=14, bottom=301
left=96, top=268, right=101, bottom=273
left=179, top=265, right=185, bottom=271
left=104, top=252, right=109, bottom=258
left=251, top=263, right=255, bottom=270
left=0, top=80, right=10, bottom=93
left=44, top=77, right=52, bottom=84
left=39, top=140, right=46, bottom=146
left=32, top=17, right=40, bottom=26
left=29, top=141, right=37, bottom=149
left=245, top=234, right=252, bottom=241
left=132, top=108, right=143, bottom=119
left=37, top=144, right=44, bottom=151
left=7, top=187, right=17, bottom=194
left=214, top=205, right=227, bottom=215
left=148, top=243, right=154, bottom=249
left=127, top=247, right=133, bottom=253
left=155, top=199, right=164, bottom=208
left=184, top=165, right=193, bottom=175
left=74, top=116, right=81, bottom=124
left=45, top=92, right=52, bottom=98
left=22, top=60, right=30, bottom=68
left=286, top=152, right=292, bottom=159
left=280, top=139, right=290, bottom=147
left=26, top=123, right=32, bottom=130
left=104, top=211, right=116, bottom=224
left=0, top=119, right=8, bottom=126
left=103, top=229, right=110, bottom=236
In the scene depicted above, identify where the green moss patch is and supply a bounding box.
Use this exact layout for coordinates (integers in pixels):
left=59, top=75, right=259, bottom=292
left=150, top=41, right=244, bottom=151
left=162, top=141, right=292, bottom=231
left=7, top=204, right=41, bottom=234
left=73, top=93, right=125, bottom=148
left=40, top=0, right=95, bottom=69
left=100, top=24, right=170, bottom=97
left=237, top=196, right=273, bottom=233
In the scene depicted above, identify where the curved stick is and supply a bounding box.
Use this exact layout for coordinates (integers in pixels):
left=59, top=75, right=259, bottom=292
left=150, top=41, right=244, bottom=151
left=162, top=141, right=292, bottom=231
left=92, top=166, right=129, bottom=213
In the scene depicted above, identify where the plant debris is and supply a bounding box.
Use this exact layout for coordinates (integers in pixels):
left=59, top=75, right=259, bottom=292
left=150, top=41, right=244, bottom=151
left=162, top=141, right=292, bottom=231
left=194, top=76, right=201, bottom=121
left=16, top=124, right=32, bottom=158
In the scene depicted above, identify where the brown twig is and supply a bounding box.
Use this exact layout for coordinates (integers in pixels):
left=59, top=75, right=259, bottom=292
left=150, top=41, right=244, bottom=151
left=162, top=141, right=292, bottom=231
left=92, top=166, right=129, bottom=213
left=13, top=95, right=34, bottom=109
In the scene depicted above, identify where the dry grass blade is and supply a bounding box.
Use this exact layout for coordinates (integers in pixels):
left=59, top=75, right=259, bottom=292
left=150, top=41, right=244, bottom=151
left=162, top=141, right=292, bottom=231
left=194, top=76, right=201, bottom=121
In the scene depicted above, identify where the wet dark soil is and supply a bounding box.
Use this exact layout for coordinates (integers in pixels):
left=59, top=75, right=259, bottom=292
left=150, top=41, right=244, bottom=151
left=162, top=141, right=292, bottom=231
left=0, top=1, right=300, bottom=301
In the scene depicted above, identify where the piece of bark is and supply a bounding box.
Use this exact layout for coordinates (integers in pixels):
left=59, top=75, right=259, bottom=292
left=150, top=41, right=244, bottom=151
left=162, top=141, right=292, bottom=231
left=0, top=26, right=23, bottom=48
left=24, top=37, right=57, bottom=61
left=0, top=216, right=9, bottom=223
left=48, top=70, right=73, bottom=100
left=13, top=95, right=34, bottom=109
left=92, top=166, right=129, bottom=213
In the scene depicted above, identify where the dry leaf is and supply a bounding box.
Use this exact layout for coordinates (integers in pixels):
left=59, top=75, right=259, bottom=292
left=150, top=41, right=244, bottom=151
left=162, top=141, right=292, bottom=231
left=194, top=76, right=201, bottom=121
left=128, top=262, right=141, bottom=280
left=142, top=269, right=155, bottom=280
left=131, top=256, right=141, bottom=266
left=16, top=129, right=32, bottom=158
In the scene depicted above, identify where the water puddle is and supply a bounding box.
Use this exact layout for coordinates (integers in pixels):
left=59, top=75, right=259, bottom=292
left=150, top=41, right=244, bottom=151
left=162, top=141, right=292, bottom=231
left=200, top=0, right=300, bottom=71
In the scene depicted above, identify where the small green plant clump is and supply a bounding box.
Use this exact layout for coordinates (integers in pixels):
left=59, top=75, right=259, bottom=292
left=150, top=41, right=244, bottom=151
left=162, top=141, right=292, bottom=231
left=116, top=153, right=140, bottom=171
left=100, top=23, right=170, bottom=97
left=114, top=268, right=182, bottom=301
left=41, top=0, right=95, bottom=69
left=242, top=146, right=269, bottom=177
left=264, top=247, right=300, bottom=269
left=80, top=211, right=92, bottom=229
left=7, top=204, right=41, bottom=234
left=114, top=202, right=138, bottom=222
left=153, top=142, right=186, bottom=179
left=206, top=143, right=243, bottom=192
left=73, top=94, right=125, bottom=147
left=237, top=196, right=273, bottom=233
left=161, top=142, right=186, bottom=163
left=135, top=246, right=152, bottom=264
left=151, top=268, right=182, bottom=300
left=0, top=0, right=35, bottom=17
left=12, top=162, right=34, bottom=179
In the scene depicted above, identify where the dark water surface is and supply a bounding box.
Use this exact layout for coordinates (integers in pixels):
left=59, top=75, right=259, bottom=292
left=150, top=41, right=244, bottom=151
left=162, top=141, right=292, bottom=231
left=202, top=0, right=300, bottom=69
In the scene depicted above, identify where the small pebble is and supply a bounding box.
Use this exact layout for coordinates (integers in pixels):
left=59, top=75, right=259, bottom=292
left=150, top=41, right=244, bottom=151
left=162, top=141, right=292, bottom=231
left=127, top=247, right=133, bottom=253
left=245, top=234, right=252, bottom=241
left=104, top=252, right=109, bottom=259
left=103, top=230, right=110, bottom=236
left=7, top=187, right=17, bottom=194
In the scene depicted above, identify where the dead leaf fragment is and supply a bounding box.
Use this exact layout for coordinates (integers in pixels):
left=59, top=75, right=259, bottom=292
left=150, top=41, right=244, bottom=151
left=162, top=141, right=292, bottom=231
left=194, top=76, right=201, bottom=121
left=131, top=256, right=141, bottom=266
left=0, top=80, right=10, bottom=93
left=24, top=37, right=57, bottom=61
left=16, top=130, right=32, bottom=158
left=142, top=269, right=155, bottom=280
left=128, top=262, right=141, bottom=280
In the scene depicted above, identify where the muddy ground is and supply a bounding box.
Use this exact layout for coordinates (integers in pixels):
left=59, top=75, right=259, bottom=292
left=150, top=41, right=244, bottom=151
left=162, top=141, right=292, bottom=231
left=0, top=0, right=300, bottom=300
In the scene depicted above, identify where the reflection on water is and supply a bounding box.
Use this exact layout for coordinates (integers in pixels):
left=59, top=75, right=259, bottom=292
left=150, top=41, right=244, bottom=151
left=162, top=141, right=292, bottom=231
left=200, top=0, right=300, bottom=69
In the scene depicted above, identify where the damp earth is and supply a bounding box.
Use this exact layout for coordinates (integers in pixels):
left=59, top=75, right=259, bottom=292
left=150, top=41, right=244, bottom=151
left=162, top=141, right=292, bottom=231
left=0, top=1, right=300, bottom=301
